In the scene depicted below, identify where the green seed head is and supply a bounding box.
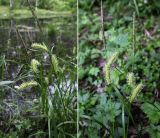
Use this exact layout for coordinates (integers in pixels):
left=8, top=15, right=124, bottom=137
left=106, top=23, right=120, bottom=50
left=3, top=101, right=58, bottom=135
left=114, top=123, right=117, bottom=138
left=107, top=52, right=119, bottom=66
left=31, top=59, right=41, bottom=73
left=15, top=81, right=38, bottom=90
left=104, top=52, right=119, bottom=85
left=104, top=64, right=111, bottom=85
left=127, top=72, right=135, bottom=87
left=129, top=83, right=143, bottom=103
left=31, top=43, right=49, bottom=52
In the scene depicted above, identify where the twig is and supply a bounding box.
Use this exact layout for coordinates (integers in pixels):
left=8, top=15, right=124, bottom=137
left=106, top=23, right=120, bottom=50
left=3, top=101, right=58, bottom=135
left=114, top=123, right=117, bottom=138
left=15, top=26, right=30, bottom=61
left=27, top=0, right=43, bottom=33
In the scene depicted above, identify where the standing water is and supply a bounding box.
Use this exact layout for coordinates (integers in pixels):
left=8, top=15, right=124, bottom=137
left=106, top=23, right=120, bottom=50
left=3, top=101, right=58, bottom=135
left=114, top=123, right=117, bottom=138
left=0, top=3, right=77, bottom=137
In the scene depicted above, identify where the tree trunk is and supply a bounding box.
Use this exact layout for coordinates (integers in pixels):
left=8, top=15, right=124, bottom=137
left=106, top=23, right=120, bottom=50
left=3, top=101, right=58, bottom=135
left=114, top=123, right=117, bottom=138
left=10, top=0, right=14, bottom=10
left=36, top=0, right=38, bottom=10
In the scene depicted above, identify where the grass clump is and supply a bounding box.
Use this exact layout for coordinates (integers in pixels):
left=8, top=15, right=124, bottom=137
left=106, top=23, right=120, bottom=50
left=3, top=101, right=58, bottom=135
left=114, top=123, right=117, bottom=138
left=0, top=42, right=77, bottom=137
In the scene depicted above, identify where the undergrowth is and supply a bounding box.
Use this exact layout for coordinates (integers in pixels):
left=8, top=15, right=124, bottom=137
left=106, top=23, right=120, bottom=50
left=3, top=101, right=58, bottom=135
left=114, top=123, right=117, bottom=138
left=79, top=0, right=160, bottom=137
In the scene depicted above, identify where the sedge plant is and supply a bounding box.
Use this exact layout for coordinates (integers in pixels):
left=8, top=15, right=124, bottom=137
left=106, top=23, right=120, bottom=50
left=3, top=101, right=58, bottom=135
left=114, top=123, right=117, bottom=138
left=104, top=52, right=143, bottom=138
left=15, top=43, right=77, bottom=137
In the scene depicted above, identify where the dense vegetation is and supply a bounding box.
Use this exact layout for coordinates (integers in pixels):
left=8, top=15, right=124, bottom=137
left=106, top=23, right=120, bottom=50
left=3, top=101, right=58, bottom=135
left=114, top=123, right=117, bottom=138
left=1, top=0, right=160, bottom=137
left=0, top=0, right=75, bottom=11
left=0, top=0, right=77, bottom=137
left=79, top=0, right=160, bottom=137
left=0, top=0, right=74, bottom=19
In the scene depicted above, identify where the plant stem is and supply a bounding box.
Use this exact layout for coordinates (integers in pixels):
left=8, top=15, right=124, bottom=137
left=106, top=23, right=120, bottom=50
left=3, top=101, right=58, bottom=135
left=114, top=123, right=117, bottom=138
left=48, top=109, right=51, bottom=138
left=133, top=0, right=139, bottom=17
left=132, top=12, right=135, bottom=56
left=100, top=0, right=106, bottom=49
left=113, top=85, right=135, bottom=126
left=27, top=0, right=43, bottom=33
left=15, top=26, right=30, bottom=62
left=132, top=12, right=136, bottom=71
left=1, top=60, right=4, bottom=80
left=122, top=105, right=126, bottom=138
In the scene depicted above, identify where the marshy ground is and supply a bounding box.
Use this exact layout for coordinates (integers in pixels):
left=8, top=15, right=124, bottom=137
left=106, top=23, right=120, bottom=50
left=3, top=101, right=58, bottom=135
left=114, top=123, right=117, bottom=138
left=0, top=0, right=77, bottom=137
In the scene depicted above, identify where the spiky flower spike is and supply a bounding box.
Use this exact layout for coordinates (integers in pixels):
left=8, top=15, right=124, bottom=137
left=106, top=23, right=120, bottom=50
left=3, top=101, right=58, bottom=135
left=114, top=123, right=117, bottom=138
left=107, top=52, right=119, bottom=66
left=51, top=54, right=59, bottom=73
left=127, top=72, right=135, bottom=87
left=104, top=64, right=111, bottom=84
left=31, top=43, right=49, bottom=52
left=104, top=52, right=119, bottom=85
left=31, top=59, right=41, bottom=73
left=15, top=81, right=38, bottom=90
left=129, top=83, right=143, bottom=103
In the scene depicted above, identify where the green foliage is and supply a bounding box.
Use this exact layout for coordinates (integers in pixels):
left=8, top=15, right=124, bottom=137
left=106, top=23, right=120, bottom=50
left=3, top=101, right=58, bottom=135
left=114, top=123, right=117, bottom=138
left=88, top=67, right=100, bottom=76
left=0, top=42, right=77, bottom=137
left=79, top=0, right=160, bottom=137
left=38, top=0, right=75, bottom=11
left=141, top=102, right=160, bottom=138
left=141, top=102, right=160, bottom=124
left=0, top=0, right=9, bottom=5
left=79, top=92, right=121, bottom=137
left=38, top=0, right=54, bottom=10
left=79, top=51, right=144, bottom=137
left=147, top=125, right=160, bottom=138
left=0, top=0, right=75, bottom=13
left=93, top=95, right=121, bottom=124
left=26, top=43, right=77, bottom=137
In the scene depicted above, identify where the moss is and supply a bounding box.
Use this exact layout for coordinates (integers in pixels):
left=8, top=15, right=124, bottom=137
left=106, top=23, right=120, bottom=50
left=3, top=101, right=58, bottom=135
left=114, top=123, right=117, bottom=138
left=0, top=6, right=71, bottom=20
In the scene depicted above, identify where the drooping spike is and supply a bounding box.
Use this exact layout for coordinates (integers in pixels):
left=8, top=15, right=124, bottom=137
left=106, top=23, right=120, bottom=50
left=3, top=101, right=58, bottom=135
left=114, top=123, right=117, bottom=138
left=129, top=83, right=143, bottom=103
left=31, top=59, right=41, bottom=73
left=32, top=43, right=49, bottom=52
left=15, top=81, right=38, bottom=90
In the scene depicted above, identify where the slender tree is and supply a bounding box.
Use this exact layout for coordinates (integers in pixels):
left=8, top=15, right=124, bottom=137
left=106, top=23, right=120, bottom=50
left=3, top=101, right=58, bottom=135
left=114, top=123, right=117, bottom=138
left=10, top=0, right=14, bottom=10
left=36, top=0, right=38, bottom=10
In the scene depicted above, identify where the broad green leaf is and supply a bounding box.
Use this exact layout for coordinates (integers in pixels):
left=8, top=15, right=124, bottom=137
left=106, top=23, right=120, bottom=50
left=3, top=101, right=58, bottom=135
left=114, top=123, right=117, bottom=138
left=141, top=102, right=160, bottom=124
left=115, top=34, right=129, bottom=46
left=89, top=67, right=100, bottom=76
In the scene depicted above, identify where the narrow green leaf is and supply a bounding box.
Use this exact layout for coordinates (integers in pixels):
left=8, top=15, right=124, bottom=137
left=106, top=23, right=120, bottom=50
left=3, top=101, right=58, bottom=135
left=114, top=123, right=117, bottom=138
left=0, top=81, right=14, bottom=86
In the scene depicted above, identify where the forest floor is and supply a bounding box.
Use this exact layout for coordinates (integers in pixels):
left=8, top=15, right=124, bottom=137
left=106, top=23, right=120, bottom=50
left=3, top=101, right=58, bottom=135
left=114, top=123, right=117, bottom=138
left=79, top=1, right=160, bottom=137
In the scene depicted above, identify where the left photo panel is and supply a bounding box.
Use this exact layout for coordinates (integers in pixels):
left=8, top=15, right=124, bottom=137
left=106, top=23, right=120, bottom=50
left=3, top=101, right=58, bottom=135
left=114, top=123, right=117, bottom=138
left=0, top=0, right=77, bottom=137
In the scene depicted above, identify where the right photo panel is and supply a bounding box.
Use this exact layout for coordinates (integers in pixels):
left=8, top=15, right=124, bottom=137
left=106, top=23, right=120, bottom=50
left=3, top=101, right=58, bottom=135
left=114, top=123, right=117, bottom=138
left=78, top=0, right=160, bottom=137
